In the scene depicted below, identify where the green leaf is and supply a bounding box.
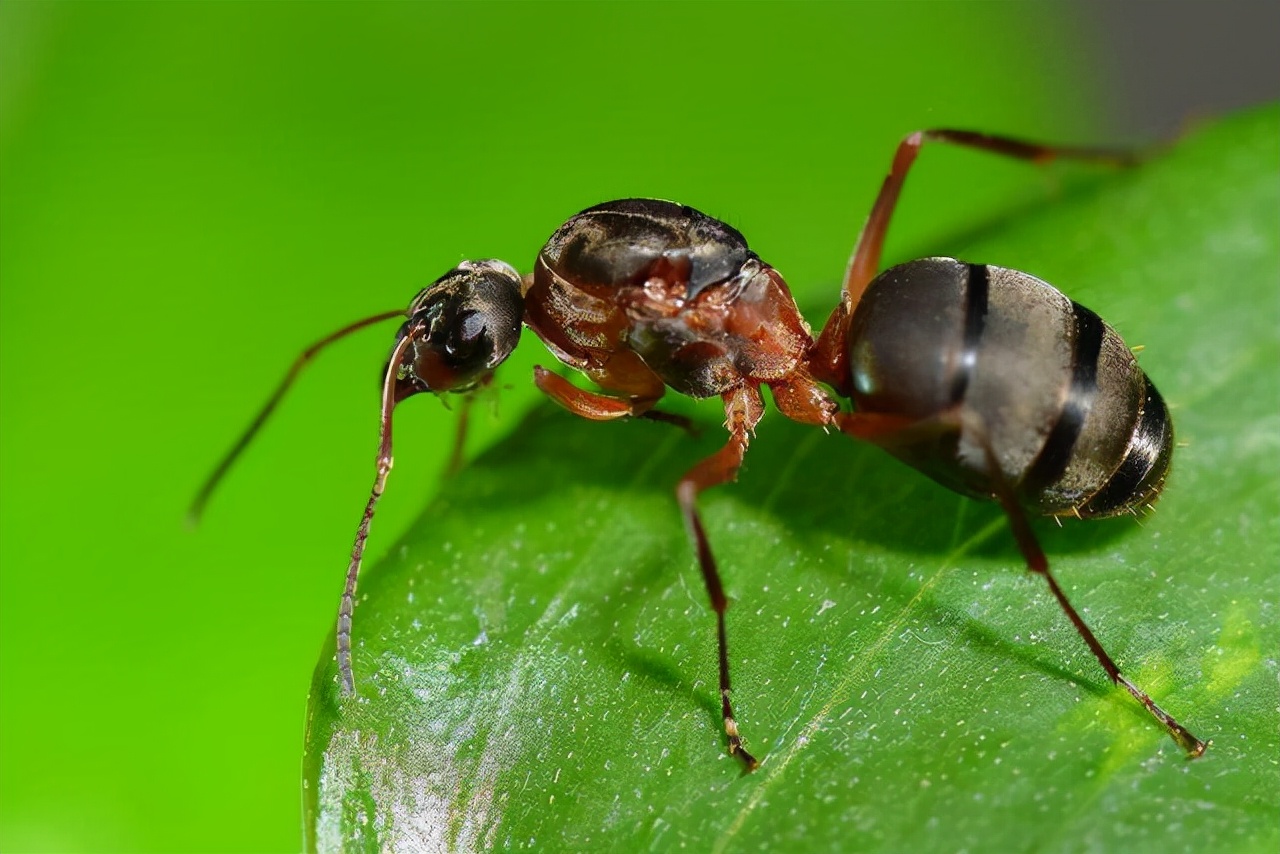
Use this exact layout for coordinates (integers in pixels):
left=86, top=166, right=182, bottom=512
left=305, top=106, right=1280, bottom=852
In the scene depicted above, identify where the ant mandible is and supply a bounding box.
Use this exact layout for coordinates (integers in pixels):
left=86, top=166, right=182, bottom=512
left=191, top=129, right=1208, bottom=771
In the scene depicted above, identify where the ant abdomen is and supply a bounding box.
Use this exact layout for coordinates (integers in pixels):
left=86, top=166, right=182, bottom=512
left=847, top=257, right=1172, bottom=518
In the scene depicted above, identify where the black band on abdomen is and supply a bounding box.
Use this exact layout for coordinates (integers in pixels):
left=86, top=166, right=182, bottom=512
left=1019, top=301, right=1105, bottom=498
left=949, top=264, right=990, bottom=405
left=1080, top=375, right=1173, bottom=516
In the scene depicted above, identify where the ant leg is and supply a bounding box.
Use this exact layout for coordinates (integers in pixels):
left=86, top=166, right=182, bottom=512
left=966, top=422, right=1208, bottom=757
left=769, top=369, right=841, bottom=428
left=834, top=406, right=1206, bottom=755
left=676, top=385, right=766, bottom=771
left=639, top=409, right=699, bottom=437
left=833, top=410, right=944, bottom=445
left=532, top=366, right=696, bottom=435
left=442, top=374, right=503, bottom=476
left=445, top=394, right=474, bottom=477
left=811, top=131, right=1136, bottom=394
left=533, top=366, right=659, bottom=420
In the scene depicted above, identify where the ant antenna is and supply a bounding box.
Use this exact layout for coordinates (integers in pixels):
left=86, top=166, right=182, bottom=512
left=187, top=309, right=406, bottom=525
left=337, top=331, right=415, bottom=695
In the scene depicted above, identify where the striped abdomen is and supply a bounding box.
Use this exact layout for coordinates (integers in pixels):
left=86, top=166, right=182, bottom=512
left=846, top=257, right=1171, bottom=518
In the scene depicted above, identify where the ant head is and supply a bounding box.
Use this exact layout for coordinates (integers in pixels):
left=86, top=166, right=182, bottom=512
left=389, top=260, right=524, bottom=401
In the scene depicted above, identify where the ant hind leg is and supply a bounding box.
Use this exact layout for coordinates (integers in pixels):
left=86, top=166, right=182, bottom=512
left=965, top=417, right=1208, bottom=757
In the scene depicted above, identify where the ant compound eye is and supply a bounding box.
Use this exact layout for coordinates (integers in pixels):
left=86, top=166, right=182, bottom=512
left=447, top=309, right=487, bottom=356
left=437, top=308, right=493, bottom=374
left=396, top=259, right=524, bottom=394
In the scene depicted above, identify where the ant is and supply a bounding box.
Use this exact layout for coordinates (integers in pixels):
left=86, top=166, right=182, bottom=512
left=192, top=129, right=1208, bottom=771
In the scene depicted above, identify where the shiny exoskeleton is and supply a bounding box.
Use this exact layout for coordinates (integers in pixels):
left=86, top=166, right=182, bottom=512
left=528, top=200, right=816, bottom=401
left=389, top=259, right=525, bottom=404
left=844, top=257, right=1173, bottom=518
left=193, top=129, right=1206, bottom=772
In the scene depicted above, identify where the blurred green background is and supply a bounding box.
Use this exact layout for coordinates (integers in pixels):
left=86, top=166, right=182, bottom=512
left=0, top=3, right=1265, bottom=851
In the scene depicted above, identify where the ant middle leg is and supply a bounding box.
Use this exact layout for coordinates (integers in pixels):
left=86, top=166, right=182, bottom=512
left=676, top=385, right=766, bottom=771
left=537, top=370, right=765, bottom=767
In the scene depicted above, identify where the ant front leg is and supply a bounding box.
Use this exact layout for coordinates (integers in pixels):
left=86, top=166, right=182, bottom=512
left=676, top=385, right=766, bottom=771
left=442, top=389, right=481, bottom=477
left=532, top=366, right=697, bottom=435
left=811, top=130, right=1137, bottom=395
left=533, top=366, right=651, bottom=420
